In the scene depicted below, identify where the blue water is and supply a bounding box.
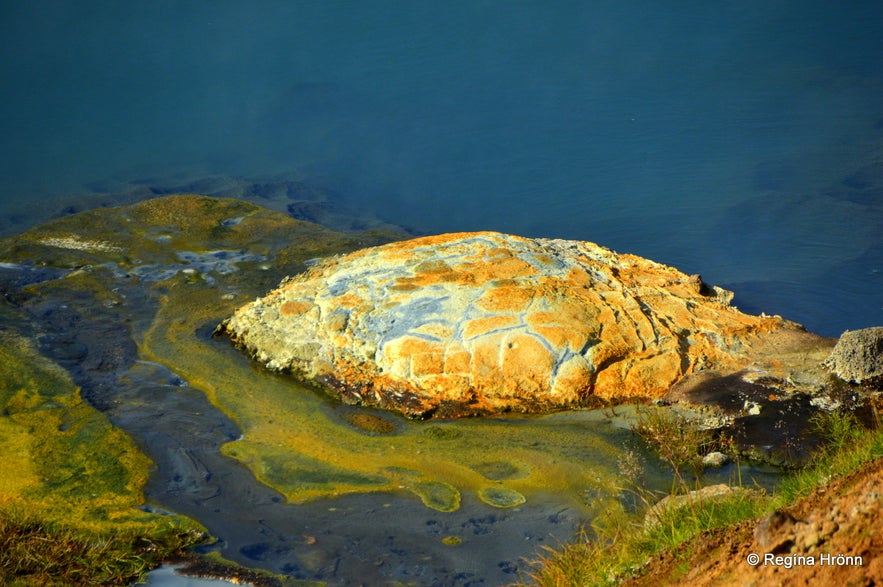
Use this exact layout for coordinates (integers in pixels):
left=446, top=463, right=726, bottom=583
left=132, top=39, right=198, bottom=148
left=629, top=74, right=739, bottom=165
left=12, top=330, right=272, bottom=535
left=1, top=1, right=881, bottom=335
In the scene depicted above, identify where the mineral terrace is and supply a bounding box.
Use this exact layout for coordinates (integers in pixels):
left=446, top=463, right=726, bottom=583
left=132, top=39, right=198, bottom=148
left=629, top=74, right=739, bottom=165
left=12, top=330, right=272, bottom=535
left=219, top=231, right=811, bottom=418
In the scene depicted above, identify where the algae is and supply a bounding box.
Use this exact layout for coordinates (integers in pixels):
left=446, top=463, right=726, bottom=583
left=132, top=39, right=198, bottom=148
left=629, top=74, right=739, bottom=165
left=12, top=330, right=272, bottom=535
left=0, top=332, right=153, bottom=527
left=1, top=195, right=644, bottom=522
left=224, top=441, right=390, bottom=502
left=411, top=481, right=461, bottom=512
left=141, top=278, right=635, bottom=515
left=479, top=487, right=527, bottom=508
left=473, top=460, right=530, bottom=481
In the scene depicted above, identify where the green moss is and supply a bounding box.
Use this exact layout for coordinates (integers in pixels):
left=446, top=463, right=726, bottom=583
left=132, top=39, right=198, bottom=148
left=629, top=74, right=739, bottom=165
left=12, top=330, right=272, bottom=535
left=0, top=333, right=204, bottom=585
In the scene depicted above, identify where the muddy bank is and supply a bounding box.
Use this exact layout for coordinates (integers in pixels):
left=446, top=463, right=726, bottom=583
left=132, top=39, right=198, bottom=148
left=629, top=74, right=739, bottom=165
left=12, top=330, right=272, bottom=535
left=0, top=197, right=614, bottom=584
left=619, top=456, right=883, bottom=586
left=0, top=194, right=858, bottom=585
left=4, top=246, right=586, bottom=585
left=665, top=325, right=876, bottom=468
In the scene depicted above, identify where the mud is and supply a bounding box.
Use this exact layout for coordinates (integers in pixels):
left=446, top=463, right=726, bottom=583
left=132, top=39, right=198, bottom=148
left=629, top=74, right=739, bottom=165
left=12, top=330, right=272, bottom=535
left=668, top=368, right=874, bottom=467
left=619, top=456, right=883, bottom=586
left=0, top=194, right=841, bottom=585
left=4, top=252, right=584, bottom=585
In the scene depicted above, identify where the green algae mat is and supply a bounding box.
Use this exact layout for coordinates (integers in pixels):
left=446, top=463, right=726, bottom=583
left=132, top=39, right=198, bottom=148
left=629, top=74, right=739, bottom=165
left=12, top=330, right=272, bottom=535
left=0, top=331, right=157, bottom=527
left=0, top=195, right=648, bottom=527
left=0, top=328, right=207, bottom=585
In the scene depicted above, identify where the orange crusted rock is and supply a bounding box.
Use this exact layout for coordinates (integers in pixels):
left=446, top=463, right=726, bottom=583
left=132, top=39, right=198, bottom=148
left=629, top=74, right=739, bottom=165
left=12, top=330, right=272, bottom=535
left=219, top=231, right=804, bottom=418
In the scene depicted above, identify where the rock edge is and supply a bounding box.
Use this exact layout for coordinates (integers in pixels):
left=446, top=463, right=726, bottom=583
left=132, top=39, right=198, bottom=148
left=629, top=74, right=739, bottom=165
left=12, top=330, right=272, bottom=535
left=219, top=231, right=804, bottom=418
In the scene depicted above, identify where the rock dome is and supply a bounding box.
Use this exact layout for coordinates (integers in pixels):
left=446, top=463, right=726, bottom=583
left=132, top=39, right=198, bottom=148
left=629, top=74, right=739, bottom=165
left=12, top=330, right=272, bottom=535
left=219, top=231, right=796, bottom=417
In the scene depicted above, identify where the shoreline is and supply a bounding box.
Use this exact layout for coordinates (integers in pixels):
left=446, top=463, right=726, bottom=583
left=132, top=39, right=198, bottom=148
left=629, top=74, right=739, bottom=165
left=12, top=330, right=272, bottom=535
left=0, top=191, right=877, bottom=585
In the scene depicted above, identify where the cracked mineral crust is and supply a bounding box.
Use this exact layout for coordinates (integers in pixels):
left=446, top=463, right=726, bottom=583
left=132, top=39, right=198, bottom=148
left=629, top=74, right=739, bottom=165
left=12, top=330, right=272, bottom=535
left=219, top=231, right=805, bottom=417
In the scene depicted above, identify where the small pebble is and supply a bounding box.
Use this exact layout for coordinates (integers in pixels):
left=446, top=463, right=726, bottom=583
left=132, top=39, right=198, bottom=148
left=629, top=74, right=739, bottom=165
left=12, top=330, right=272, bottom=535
left=702, top=451, right=729, bottom=468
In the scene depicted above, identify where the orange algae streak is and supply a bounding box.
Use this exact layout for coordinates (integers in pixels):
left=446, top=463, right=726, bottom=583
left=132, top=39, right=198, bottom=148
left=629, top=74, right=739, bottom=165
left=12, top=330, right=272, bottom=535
left=281, top=300, right=312, bottom=316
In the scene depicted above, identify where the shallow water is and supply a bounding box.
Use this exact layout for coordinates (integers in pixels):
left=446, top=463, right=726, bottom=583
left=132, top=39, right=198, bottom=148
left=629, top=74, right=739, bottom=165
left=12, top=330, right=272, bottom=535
left=139, top=565, right=250, bottom=587
left=1, top=3, right=881, bottom=583
left=0, top=198, right=783, bottom=585
left=1, top=1, right=882, bottom=335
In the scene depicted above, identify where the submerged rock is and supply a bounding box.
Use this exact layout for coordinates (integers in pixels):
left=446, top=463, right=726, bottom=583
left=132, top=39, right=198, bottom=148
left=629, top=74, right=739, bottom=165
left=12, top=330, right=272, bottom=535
left=701, top=451, right=730, bottom=468
left=644, top=484, right=751, bottom=528
left=219, top=231, right=807, bottom=418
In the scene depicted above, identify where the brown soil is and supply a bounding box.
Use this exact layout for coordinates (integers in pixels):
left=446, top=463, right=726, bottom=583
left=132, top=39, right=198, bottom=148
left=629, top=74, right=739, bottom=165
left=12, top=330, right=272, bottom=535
left=621, top=457, right=883, bottom=586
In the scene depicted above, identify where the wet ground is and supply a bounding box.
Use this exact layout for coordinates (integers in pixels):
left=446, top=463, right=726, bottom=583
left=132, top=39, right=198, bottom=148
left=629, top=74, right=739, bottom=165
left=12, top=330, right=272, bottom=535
left=0, top=264, right=594, bottom=584
left=0, top=193, right=800, bottom=585
left=140, top=564, right=253, bottom=587
left=0, top=196, right=617, bottom=585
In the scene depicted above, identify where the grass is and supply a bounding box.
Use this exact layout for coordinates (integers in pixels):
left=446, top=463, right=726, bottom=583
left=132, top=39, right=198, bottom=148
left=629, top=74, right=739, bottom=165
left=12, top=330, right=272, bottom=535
left=518, top=485, right=769, bottom=587
left=630, top=407, right=716, bottom=491
left=0, top=332, right=206, bottom=585
left=0, top=509, right=204, bottom=587
left=516, top=403, right=883, bottom=587
left=772, top=408, right=882, bottom=509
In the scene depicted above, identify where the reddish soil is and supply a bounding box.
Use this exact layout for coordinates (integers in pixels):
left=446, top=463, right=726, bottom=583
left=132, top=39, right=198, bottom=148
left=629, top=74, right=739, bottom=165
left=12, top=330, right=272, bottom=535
left=621, top=457, right=883, bottom=586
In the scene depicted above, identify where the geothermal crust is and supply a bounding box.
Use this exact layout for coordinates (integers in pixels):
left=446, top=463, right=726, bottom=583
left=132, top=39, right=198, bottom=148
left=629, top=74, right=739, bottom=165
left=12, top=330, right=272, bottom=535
left=219, top=231, right=803, bottom=418
left=823, top=326, right=883, bottom=386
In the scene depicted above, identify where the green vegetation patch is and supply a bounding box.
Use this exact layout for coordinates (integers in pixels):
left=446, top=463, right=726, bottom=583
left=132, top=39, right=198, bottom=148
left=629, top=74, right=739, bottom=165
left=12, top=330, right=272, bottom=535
left=518, top=411, right=883, bottom=587
left=0, top=332, right=203, bottom=585
left=0, top=510, right=204, bottom=587
left=2, top=333, right=142, bottom=526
